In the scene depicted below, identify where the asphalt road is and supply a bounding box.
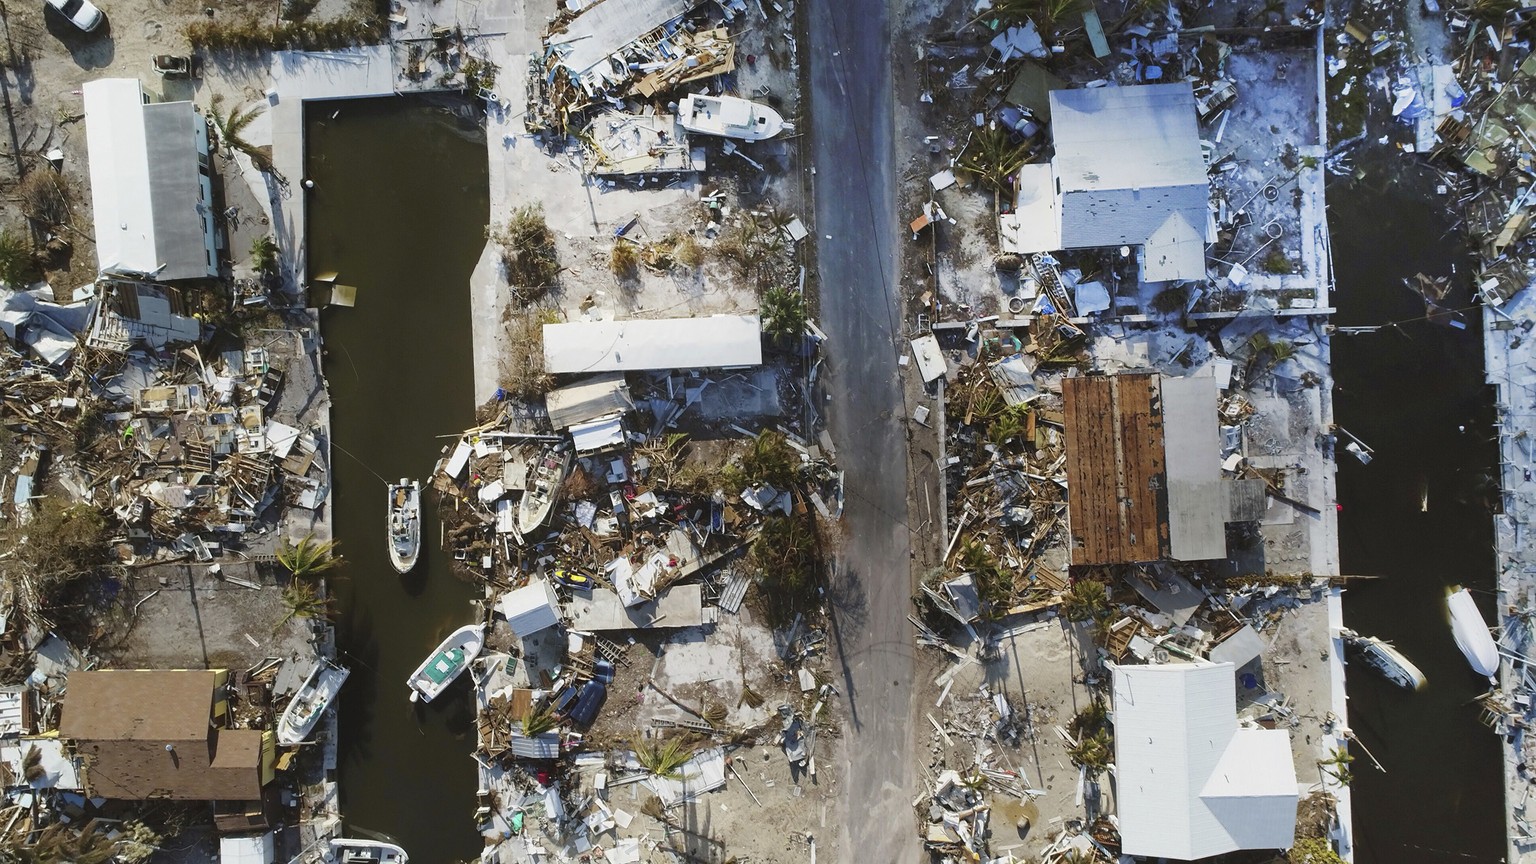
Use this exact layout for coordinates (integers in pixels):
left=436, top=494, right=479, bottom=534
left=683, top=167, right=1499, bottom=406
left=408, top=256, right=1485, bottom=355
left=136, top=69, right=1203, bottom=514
left=806, top=0, right=921, bottom=859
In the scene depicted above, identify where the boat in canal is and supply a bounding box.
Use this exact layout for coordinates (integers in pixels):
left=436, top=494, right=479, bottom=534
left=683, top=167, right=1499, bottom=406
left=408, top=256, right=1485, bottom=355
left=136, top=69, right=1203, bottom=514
left=1447, top=585, right=1500, bottom=681
left=277, top=660, right=351, bottom=745
left=517, top=445, right=571, bottom=536
left=1340, top=628, right=1426, bottom=691
left=327, top=838, right=409, bottom=864
left=387, top=478, right=421, bottom=574
left=407, top=624, right=485, bottom=703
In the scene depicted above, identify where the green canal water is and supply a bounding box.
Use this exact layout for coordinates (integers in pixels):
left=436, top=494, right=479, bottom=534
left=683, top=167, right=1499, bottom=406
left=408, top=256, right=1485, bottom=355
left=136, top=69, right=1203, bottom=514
left=305, top=95, right=487, bottom=862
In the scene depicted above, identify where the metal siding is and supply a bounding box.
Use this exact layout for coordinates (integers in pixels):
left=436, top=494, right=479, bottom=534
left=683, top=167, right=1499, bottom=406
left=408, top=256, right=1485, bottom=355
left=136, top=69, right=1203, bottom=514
left=1161, top=376, right=1226, bottom=561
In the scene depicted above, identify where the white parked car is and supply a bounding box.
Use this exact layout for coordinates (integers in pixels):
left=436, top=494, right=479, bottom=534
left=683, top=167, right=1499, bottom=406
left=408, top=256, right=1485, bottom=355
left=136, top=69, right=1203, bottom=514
left=45, top=0, right=103, bottom=32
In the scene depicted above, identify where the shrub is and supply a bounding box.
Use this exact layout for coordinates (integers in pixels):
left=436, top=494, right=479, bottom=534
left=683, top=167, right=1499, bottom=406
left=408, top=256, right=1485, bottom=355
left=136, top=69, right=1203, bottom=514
left=491, top=205, right=560, bottom=303
left=0, top=229, right=32, bottom=288
left=610, top=241, right=639, bottom=279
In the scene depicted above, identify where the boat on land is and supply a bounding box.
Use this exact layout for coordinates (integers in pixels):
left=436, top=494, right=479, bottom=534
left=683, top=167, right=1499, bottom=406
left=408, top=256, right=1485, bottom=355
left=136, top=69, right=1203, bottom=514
left=1447, top=585, right=1500, bottom=681
left=276, top=660, right=351, bottom=745
left=407, top=624, right=484, bottom=703
left=387, top=478, right=421, bottom=574
left=517, top=445, right=571, bottom=536
left=327, top=839, right=409, bottom=864
left=677, top=93, right=786, bottom=141
left=1340, top=628, right=1426, bottom=691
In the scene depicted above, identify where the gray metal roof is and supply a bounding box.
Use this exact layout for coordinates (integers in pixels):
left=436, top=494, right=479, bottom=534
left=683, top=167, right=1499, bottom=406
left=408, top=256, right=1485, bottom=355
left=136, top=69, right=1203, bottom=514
left=1160, top=375, right=1225, bottom=561
left=549, top=0, right=695, bottom=77
left=1050, top=84, right=1209, bottom=259
left=143, top=102, right=212, bottom=281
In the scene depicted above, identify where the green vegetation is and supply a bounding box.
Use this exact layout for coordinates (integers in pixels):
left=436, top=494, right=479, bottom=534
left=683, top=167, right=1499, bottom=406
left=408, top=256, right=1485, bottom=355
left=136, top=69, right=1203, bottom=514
left=732, top=429, right=800, bottom=490
left=714, top=212, right=792, bottom=289
left=1061, top=578, right=1111, bottom=623
left=521, top=706, right=558, bottom=737
left=276, top=581, right=331, bottom=631
left=1150, top=284, right=1190, bottom=315
left=208, top=94, right=272, bottom=172
left=1318, top=746, right=1355, bottom=786
left=2, top=500, right=114, bottom=635
left=610, top=240, right=639, bottom=279
left=750, top=513, right=823, bottom=628
left=0, top=228, right=33, bottom=288
left=491, top=205, right=561, bottom=304
left=276, top=534, right=342, bottom=579
left=1067, top=728, right=1113, bottom=774
left=953, top=537, right=1014, bottom=616
left=186, top=16, right=385, bottom=52
left=957, top=127, right=1032, bottom=194
left=1291, top=837, right=1347, bottom=864
left=634, top=737, right=691, bottom=779
left=251, top=235, right=279, bottom=280
left=760, top=286, right=807, bottom=342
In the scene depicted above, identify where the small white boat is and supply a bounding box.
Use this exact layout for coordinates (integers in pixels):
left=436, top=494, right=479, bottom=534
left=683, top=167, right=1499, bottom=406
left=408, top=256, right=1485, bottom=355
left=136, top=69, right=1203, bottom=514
left=327, top=839, right=408, bottom=864
left=1341, top=628, right=1426, bottom=691
left=517, top=446, right=571, bottom=536
left=387, top=479, right=421, bottom=574
left=407, top=624, right=485, bottom=703
left=1447, top=586, right=1500, bottom=680
left=277, top=660, right=351, bottom=745
left=677, top=93, right=786, bottom=141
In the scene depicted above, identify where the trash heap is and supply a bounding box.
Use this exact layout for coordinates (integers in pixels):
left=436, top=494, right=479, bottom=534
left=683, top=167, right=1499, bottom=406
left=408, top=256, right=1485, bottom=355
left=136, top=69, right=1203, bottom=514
left=527, top=0, right=751, bottom=136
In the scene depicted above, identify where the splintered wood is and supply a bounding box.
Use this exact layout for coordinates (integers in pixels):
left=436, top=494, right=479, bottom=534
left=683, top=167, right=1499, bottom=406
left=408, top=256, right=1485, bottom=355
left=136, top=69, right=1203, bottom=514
left=1062, top=374, right=1166, bottom=566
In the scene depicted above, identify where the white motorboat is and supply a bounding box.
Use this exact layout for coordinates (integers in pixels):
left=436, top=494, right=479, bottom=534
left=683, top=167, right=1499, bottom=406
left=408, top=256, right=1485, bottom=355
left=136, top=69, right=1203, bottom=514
left=387, top=479, right=421, bottom=574
left=517, top=446, right=571, bottom=536
left=677, top=93, right=786, bottom=141
left=1340, top=628, right=1426, bottom=691
left=1447, top=585, right=1500, bottom=680
left=327, top=839, right=408, bottom=864
left=277, top=660, right=351, bottom=745
left=406, top=624, right=485, bottom=703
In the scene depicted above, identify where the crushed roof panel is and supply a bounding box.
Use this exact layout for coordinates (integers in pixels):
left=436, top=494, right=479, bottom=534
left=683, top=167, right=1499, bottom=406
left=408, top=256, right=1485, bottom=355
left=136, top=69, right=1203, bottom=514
left=1063, top=374, right=1166, bottom=565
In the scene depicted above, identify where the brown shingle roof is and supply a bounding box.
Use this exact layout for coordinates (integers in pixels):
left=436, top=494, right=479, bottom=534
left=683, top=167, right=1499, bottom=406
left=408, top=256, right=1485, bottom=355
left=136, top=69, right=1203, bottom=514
left=60, top=670, right=216, bottom=741
left=1063, top=373, right=1168, bottom=565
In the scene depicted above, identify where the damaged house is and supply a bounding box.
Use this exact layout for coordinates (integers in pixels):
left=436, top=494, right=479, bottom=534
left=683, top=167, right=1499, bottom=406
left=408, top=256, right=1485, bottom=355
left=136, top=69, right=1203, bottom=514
left=1063, top=372, right=1256, bottom=565
left=1001, top=82, right=1212, bottom=285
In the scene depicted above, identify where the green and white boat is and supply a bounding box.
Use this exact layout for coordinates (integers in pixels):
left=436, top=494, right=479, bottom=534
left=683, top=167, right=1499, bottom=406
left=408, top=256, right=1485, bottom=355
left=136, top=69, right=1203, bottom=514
left=406, top=624, right=484, bottom=703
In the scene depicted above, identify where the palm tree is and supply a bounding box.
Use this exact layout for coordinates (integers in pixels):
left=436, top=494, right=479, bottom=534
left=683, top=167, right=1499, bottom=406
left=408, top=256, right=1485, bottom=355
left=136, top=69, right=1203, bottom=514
left=958, top=127, right=1032, bottom=208
left=634, top=737, right=691, bottom=779
left=1068, top=728, right=1113, bottom=775
left=1062, top=578, right=1111, bottom=623
left=761, top=286, right=807, bottom=342
left=1318, top=746, right=1354, bottom=786
left=521, top=705, right=558, bottom=737
left=970, top=0, right=1085, bottom=30
left=275, top=581, right=331, bottom=632
left=277, top=534, right=342, bottom=579
left=208, top=94, right=272, bottom=172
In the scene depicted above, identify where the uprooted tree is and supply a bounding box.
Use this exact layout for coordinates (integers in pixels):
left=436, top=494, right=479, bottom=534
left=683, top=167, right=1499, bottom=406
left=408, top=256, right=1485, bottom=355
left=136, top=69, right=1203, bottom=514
left=750, top=511, right=824, bottom=629
left=0, top=499, right=117, bottom=645
left=491, top=205, right=561, bottom=305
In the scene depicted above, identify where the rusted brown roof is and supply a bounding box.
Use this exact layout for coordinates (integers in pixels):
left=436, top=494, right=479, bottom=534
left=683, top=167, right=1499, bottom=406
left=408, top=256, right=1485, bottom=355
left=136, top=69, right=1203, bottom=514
left=1063, top=373, right=1168, bottom=565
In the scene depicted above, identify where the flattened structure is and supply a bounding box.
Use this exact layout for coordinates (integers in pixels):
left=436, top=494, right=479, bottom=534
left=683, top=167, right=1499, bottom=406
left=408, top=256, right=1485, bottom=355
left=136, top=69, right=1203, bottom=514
left=1063, top=373, right=1166, bottom=565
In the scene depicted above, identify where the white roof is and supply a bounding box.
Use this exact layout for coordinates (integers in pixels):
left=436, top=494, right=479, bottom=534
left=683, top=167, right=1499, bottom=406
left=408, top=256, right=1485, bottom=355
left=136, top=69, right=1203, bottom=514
left=219, top=833, right=274, bottom=864
left=1112, top=662, right=1298, bottom=860
left=1049, top=83, right=1209, bottom=259
left=543, top=316, right=762, bottom=374
left=999, top=162, right=1061, bottom=255
left=570, top=415, right=625, bottom=453
left=83, top=79, right=211, bottom=280
left=496, top=578, right=561, bottom=638
left=549, top=0, right=695, bottom=80
left=545, top=372, right=633, bottom=429
left=910, top=334, right=947, bottom=384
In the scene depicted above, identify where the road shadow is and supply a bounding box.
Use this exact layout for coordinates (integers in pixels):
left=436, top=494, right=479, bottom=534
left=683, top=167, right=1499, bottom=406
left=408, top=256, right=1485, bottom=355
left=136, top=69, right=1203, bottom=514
left=40, top=9, right=113, bottom=69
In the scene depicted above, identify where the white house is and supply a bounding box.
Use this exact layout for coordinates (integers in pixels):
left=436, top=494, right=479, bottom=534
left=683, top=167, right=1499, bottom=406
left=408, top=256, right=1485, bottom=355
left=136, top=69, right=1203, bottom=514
left=1000, top=82, right=1211, bottom=284
left=83, top=78, right=218, bottom=281
left=495, top=578, right=562, bottom=639
left=1111, top=661, right=1298, bottom=860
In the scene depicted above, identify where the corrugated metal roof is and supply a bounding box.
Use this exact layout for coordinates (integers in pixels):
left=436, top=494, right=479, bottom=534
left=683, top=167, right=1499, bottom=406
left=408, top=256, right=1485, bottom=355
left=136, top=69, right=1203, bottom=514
left=1049, top=84, right=1209, bottom=259
left=84, top=80, right=213, bottom=281
left=543, top=315, right=762, bottom=374
left=1161, top=376, right=1225, bottom=561
left=1112, top=662, right=1298, bottom=859
left=545, top=372, right=634, bottom=429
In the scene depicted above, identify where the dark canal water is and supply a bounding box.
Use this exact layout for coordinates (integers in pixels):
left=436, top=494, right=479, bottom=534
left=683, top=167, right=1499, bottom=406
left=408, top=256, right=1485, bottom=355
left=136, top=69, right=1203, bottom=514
left=306, top=96, right=487, bottom=862
left=1330, top=154, right=1504, bottom=863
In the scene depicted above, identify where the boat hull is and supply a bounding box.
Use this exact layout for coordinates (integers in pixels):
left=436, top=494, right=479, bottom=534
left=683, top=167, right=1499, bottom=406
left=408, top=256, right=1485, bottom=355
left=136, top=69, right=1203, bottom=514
left=1342, top=629, right=1426, bottom=691
left=277, top=662, right=351, bottom=745
left=517, top=448, right=571, bottom=536
left=406, top=624, right=485, bottom=703
left=388, top=479, right=421, bottom=575
left=1447, top=586, right=1500, bottom=679
left=328, top=839, right=409, bottom=864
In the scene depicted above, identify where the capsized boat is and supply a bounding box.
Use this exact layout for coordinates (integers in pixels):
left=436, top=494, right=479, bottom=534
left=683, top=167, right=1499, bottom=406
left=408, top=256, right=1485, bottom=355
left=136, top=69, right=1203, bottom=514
left=327, top=839, right=408, bottom=864
left=407, top=624, right=484, bottom=703
left=277, top=660, right=351, bottom=745
left=387, top=479, right=421, bottom=574
left=517, top=445, right=571, bottom=536
left=1447, top=586, right=1500, bottom=680
left=1340, top=628, right=1426, bottom=691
